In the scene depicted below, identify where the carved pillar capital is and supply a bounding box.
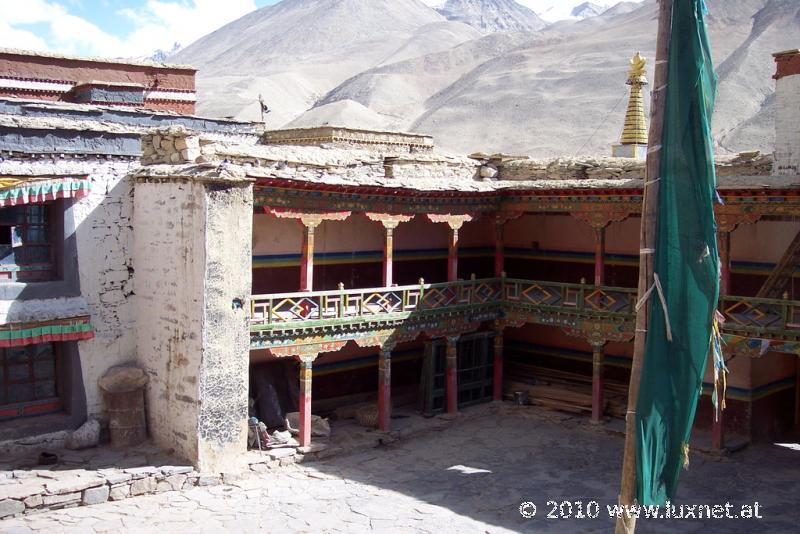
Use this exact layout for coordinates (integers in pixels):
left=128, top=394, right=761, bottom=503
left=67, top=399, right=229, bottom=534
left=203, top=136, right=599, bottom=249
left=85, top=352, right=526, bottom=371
left=570, top=208, right=632, bottom=230
left=715, top=207, right=762, bottom=233
left=366, top=213, right=414, bottom=230
left=427, top=213, right=473, bottom=231
left=265, top=207, right=352, bottom=228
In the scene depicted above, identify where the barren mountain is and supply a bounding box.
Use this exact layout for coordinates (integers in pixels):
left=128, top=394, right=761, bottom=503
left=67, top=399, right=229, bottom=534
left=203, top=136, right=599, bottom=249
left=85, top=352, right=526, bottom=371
left=571, top=2, right=610, bottom=19
left=436, top=0, right=547, bottom=33
left=173, top=0, right=480, bottom=124
left=177, top=0, right=799, bottom=158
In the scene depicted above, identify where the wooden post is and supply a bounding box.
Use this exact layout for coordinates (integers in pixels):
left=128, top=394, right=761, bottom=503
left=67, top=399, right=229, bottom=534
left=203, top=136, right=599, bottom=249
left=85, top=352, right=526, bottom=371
left=617, top=2, right=672, bottom=532
left=446, top=336, right=459, bottom=413
left=300, top=222, right=317, bottom=292
left=594, top=227, right=606, bottom=286
left=712, top=230, right=730, bottom=450
left=383, top=226, right=395, bottom=287
left=378, top=347, right=392, bottom=431
left=591, top=343, right=605, bottom=423
left=493, top=328, right=504, bottom=401
left=298, top=356, right=314, bottom=448
left=795, top=357, right=800, bottom=427
left=718, top=230, right=731, bottom=295
left=448, top=227, right=459, bottom=282
left=494, top=221, right=505, bottom=277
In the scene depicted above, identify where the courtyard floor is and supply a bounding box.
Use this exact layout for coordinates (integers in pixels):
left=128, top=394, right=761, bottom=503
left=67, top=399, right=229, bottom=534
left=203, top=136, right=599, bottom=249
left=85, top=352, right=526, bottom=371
left=2, top=404, right=798, bottom=533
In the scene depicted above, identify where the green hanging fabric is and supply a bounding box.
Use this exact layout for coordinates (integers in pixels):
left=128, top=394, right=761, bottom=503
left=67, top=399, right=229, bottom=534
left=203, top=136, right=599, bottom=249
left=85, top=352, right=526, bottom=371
left=635, top=0, right=719, bottom=506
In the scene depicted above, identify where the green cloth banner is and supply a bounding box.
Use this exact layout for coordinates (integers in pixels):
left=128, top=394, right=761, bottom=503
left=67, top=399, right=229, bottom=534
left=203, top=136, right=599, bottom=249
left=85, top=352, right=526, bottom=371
left=635, top=0, right=720, bottom=505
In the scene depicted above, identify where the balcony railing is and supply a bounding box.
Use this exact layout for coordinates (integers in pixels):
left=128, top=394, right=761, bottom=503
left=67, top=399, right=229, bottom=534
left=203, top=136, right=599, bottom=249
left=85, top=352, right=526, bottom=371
left=251, top=277, right=800, bottom=343
left=251, top=278, right=502, bottom=329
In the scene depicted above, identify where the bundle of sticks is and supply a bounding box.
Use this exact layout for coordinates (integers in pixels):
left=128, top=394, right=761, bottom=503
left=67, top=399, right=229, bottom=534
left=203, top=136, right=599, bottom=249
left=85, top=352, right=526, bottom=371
left=504, top=362, right=628, bottom=418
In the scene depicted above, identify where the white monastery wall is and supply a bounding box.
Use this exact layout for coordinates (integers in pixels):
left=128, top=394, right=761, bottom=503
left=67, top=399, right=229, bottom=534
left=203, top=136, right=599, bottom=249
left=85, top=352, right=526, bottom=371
left=0, top=157, right=137, bottom=417
left=774, top=74, right=800, bottom=176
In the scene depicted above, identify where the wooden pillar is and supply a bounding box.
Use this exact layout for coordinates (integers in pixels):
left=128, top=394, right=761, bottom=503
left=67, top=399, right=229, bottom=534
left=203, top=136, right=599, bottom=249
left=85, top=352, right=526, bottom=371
left=382, top=226, right=394, bottom=287
left=300, top=222, right=317, bottom=292
left=718, top=230, right=731, bottom=295
left=448, top=226, right=459, bottom=282
left=493, top=329, right=504, bottom=401
left=591, top=343, right=605, bottom=423
left=298, top=356, right=313, bottom=447
left=446, top=336, right=459, bottom=413
left=594, top=227, right=606, bottom=286
left=378, top=347, right=392, bottom=431
left=427, top=215, right=471, bottom=282
left=795, top=357, right=800, bottom=427
left=713, top=230, right=730, bottom=450
left=494, top=221, right=504, bottom=277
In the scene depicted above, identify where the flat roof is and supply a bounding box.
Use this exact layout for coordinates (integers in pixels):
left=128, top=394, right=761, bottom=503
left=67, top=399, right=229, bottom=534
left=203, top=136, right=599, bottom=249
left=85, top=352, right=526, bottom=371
left=0, top=47, right=196, bottom=71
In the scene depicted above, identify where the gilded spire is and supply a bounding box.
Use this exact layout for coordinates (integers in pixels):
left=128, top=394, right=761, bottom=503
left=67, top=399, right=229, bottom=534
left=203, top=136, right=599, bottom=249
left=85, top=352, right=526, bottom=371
left=620, top=52, right=649, bottom=146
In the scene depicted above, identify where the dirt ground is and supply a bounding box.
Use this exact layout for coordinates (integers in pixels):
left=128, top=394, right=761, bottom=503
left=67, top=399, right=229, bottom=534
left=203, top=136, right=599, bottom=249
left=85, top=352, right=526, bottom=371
left=2, top=403, right=798, bottom=533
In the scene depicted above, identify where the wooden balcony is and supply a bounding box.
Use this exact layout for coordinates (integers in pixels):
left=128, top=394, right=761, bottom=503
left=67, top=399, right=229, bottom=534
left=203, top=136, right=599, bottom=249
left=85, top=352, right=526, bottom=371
left=250, top=277, right=800, bottom=352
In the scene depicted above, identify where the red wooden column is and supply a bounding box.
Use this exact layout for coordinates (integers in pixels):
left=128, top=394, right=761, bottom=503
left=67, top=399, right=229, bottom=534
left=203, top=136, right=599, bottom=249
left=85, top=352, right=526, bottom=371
left=448, top=227, right=460, bottom=282
left=378, top=347, right=392, bottom=431
left=591, top=343, right=605, bottom=424
left=494, top=221, right=505, bottom=277
left=300, top=222, right=317, bottom=292
left=713, top=229, right=732, bottom=450
left=263, top=209, right=352, bottom=292
left=297, top=356, right=314, bottom=447
left=366, top=214, right=413, bottom=287
left=446, top=335, right=459, bottom=413
left=428, top=214, right=473, bottom=282
left=493, top=326, right=504, bottom=401
left=594, top=227, right=606, bottom=286
left=718, top=230, right=731, bottom=295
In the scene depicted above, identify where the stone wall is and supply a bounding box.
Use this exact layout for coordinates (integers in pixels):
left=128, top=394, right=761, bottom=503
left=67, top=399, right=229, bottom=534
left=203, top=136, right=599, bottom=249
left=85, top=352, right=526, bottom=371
left=133, top=170, right=252, bottom=473
left=496, top=153, right=773, bottom=182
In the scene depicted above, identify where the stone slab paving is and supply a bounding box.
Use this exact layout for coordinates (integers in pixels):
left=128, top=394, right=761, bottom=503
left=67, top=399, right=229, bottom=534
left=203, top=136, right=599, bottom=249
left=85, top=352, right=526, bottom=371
left=2, top=404, right=799, bottom=533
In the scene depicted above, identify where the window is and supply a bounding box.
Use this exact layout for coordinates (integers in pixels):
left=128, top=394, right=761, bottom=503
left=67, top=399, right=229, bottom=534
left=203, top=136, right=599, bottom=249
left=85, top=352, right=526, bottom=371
left=0, top=343, right=59, bottom=409
left=0, top=203, right=56, bottom=282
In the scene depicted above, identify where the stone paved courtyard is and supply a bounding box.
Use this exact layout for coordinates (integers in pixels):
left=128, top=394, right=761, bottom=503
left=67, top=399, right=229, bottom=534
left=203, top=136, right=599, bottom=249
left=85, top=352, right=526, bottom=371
left=2, top=404, right=799, bottom=533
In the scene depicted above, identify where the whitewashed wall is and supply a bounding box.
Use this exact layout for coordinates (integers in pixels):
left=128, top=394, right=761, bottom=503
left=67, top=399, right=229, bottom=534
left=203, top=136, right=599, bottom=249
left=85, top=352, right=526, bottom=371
left=0, top=158, right=138, bottom=417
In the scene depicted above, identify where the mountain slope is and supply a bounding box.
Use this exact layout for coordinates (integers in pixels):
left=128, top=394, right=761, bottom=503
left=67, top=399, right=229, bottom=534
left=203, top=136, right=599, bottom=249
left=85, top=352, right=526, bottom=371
left=180, top=0, right=797, bottom=158
left=436, top=0, right=547, bottom=33
left=173, top=0, right=481, bottom=123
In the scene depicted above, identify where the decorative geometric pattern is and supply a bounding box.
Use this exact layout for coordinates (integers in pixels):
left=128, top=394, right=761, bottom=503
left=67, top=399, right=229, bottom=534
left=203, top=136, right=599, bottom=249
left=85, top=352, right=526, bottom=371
left=251, top=280, right=800, bottom=352
left=723, top=300, right=783, bottom=329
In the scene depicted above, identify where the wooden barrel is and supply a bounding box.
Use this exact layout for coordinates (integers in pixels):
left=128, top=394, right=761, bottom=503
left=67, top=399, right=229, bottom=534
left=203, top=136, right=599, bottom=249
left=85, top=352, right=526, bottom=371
left=104, top=388, right=147, bottom=448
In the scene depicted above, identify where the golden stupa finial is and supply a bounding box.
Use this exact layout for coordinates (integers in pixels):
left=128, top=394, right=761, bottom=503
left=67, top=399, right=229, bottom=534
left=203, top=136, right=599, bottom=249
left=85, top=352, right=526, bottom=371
left=627, top=52, right=648, bottom=83
left=613, top=52, right=649, bottom=156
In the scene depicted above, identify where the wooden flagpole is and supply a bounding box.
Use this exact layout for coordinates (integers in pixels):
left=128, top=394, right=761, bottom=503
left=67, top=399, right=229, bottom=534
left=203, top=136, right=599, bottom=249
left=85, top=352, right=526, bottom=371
left=615, top=1, right=673, bottom=532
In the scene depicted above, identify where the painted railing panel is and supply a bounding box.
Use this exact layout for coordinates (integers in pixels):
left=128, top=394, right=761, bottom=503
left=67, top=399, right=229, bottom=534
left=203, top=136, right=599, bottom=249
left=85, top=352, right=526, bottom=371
left=720, top=295, right=800, bottom=337
left=251, top=279, right=501, bottom=329
left=251, top=278, right=800, bottom=341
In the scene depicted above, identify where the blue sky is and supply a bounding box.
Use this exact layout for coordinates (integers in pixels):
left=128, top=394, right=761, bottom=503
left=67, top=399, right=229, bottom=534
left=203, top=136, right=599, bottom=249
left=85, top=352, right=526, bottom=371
left=0, top=0, right=277, bottom=57
left=0, top=1, right=637, bottom=58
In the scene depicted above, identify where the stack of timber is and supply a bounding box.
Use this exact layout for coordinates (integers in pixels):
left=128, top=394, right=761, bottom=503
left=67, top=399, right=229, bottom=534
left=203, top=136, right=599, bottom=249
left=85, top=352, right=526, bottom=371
left=504, top=361, right=628, bottom=418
